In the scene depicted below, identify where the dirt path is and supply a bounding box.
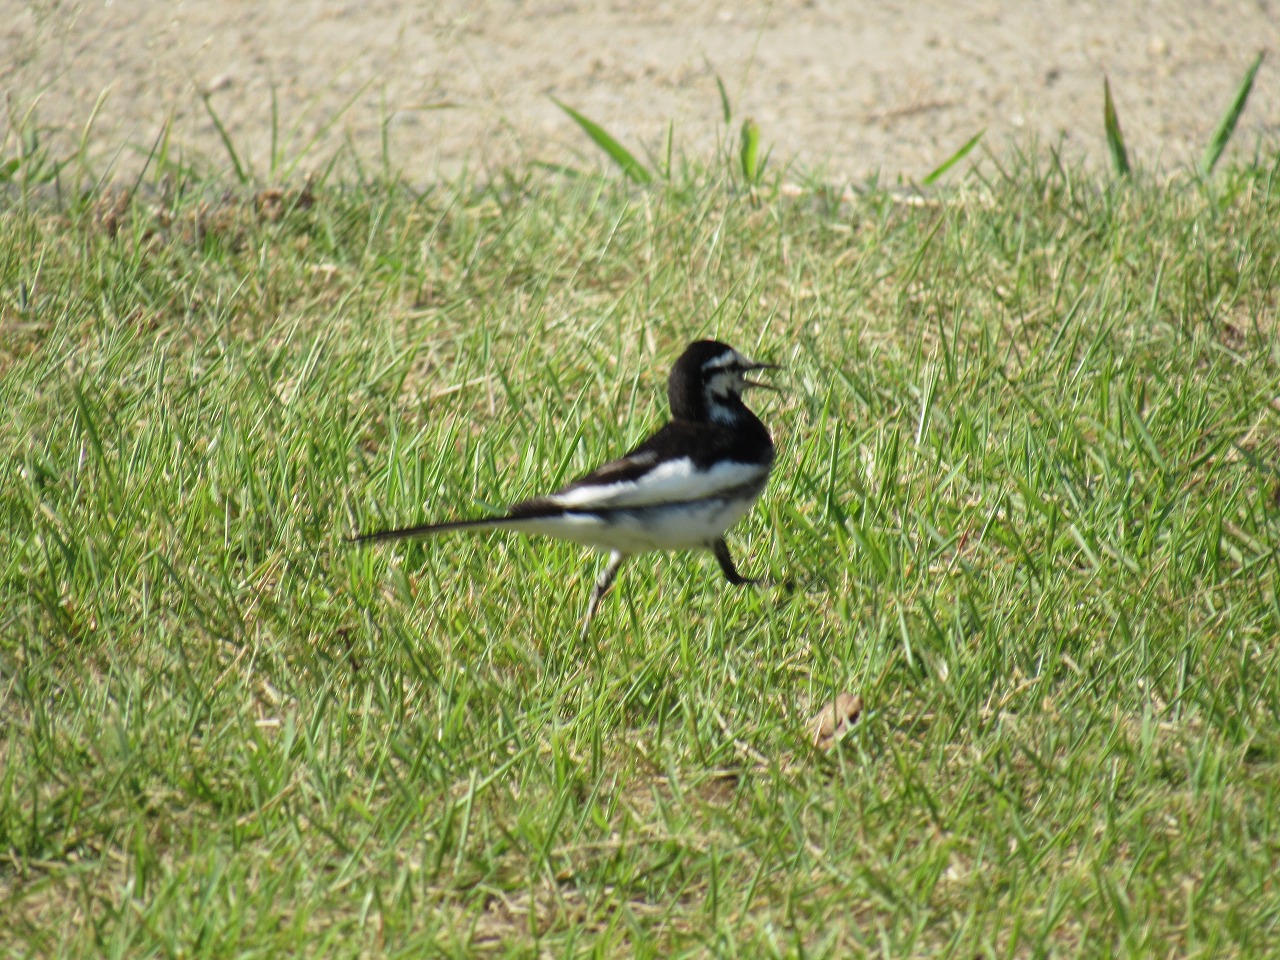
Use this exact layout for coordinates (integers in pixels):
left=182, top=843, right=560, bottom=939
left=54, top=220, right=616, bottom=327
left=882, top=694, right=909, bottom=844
left=5, top=1, right=1278, bottom=184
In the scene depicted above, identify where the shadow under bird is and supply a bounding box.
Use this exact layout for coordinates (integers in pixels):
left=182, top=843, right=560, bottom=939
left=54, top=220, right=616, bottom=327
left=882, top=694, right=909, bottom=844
left=351, top=339, right=780, bottom=639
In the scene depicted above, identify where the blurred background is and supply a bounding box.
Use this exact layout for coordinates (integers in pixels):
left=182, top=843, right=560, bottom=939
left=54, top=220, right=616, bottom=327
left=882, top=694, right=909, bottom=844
left=6, top=0, right=1277, bottom=182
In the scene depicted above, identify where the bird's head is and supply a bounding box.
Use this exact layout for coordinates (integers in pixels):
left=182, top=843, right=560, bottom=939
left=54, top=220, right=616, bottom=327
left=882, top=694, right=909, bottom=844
left=668, top=339, right=779, bottom=423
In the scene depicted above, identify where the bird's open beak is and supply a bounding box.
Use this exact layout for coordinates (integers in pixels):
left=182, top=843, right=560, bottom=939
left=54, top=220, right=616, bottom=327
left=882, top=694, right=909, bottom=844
left=743, top=360, right=781, bottom=392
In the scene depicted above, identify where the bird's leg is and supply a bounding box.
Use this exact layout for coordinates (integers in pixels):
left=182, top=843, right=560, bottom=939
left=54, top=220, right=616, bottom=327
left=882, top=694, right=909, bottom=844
left=581, top=550, right=627, bottom=642
left=712, top=538, right=762, bottom=586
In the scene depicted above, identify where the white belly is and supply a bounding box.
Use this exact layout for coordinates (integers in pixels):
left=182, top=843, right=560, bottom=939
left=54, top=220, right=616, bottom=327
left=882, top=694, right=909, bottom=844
left=515, top=495, right=760, bottom=553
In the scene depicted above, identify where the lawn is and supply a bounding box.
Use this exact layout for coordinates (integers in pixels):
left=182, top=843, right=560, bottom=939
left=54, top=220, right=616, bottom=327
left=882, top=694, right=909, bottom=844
left=3, top=136, right=1280, bottom=956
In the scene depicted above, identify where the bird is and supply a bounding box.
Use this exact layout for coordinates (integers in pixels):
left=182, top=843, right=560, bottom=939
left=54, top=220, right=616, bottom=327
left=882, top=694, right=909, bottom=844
left=351, top=339, right=779, bottom=640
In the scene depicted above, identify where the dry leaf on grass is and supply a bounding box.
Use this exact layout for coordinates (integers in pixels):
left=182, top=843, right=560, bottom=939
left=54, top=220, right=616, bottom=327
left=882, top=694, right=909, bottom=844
left=810, top=692, right=863, bottom=750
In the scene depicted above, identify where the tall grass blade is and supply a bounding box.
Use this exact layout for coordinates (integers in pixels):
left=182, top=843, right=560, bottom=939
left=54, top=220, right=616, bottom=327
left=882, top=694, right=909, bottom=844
left=75, top=87, right=111, bottom=186
left=1103, top=77, right=1131, bottom=178
left=740, top=118, right=760, bottom=185
left=201, top=93, right=249, bottom=184
left=713, top=70, right=733, bottom=125
left=923, top=129, right=985, bottom=185
left=1200, top=51, right=1265, bottom=175
left=5, top=101, right=63, bottom=188
left=129, top=115, right=170, bottom=193
left=530, top=160, right=583, bottom=179
left=270, top=85, right=280, bottom=179
left=378, top=90, right=392, bottom=183
left=663, top=119, right=674, bottom=180
left=552, top=98, right=652, bottom=184
left=281, top=77, right=378, bottom=181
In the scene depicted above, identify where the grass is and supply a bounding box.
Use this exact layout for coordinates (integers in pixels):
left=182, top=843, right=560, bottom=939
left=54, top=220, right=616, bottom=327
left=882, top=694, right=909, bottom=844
left=2, top=138, right=1280, bottom=958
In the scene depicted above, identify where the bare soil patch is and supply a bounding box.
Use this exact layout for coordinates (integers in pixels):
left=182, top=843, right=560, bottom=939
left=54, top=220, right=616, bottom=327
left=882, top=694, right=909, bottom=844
left=5, top=1, right=1278, bottom=182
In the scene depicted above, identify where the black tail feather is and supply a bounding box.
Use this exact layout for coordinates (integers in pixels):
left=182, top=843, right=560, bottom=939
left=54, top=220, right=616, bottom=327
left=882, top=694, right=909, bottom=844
left=347, top=516, right=508, bottom=545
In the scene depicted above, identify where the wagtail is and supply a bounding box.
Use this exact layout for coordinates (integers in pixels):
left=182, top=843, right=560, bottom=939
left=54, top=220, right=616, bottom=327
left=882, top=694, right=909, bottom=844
left=352, top=339, right=779, bottom=639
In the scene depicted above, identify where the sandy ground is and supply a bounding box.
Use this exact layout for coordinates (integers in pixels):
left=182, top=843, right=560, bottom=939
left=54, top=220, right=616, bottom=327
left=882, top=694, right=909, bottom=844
left=3, top=1, right=1278, bottom=185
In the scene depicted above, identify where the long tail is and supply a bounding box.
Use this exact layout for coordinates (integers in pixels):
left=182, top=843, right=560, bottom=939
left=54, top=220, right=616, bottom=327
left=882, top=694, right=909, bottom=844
left=348, top=516, right=512, bottom=545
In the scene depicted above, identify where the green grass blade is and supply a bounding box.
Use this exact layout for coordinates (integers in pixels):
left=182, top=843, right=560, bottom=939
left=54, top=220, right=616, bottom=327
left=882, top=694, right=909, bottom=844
left=200, top=93, right=249, bottom=184
left=663, top=119, right=674, bottom=180
left=530, top=160, right=583, bottom=179
left=1103, top=77, right=1131, bottom=178
left=923, top=129, right=985, bottom=185
left=740, top=118, right=760, bottom=185
left=281, top=76, right=378, bottom=181
left=714, top=70, right=733, bottom=125
left=1200, top=51, right=1265, bottom=175
left=269, top=85, right=280, bottom=179
left=552, top=98, right=652, bottom=184
left=74, top=87, right=110, bottom=186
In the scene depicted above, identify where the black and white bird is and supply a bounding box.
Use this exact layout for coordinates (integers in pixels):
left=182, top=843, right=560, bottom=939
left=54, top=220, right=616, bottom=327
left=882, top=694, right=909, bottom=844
left=352, top=339, right=779, bottom=639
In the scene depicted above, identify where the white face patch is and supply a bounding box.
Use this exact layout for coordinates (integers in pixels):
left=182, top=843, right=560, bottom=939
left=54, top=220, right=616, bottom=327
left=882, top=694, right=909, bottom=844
left=704, top=350, right=743, bottom=372
left=704, top=350, right=751, bottom=400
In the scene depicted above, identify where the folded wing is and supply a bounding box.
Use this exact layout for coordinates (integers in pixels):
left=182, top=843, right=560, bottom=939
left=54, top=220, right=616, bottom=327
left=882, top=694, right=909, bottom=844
left=549, top=453, right=767, bottom=510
